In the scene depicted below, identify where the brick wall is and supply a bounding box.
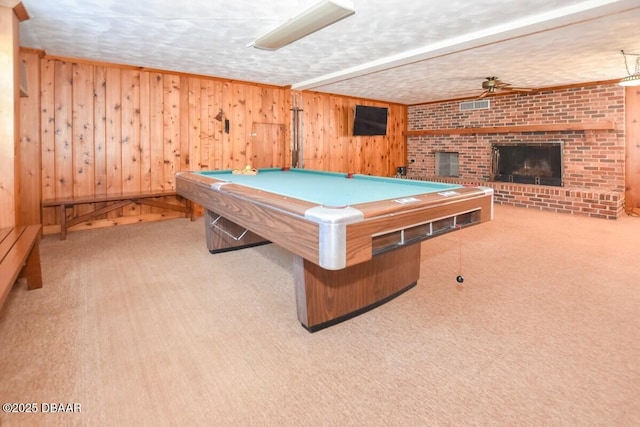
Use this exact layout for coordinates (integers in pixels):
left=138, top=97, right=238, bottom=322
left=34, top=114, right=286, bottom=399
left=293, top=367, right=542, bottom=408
left=406, top=84, right=626, bottom=219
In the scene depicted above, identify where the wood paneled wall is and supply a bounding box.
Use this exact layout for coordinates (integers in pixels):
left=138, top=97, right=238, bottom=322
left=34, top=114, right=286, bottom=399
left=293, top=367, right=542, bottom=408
left=19, top=49, right=41, bottom=226
left=0, top=6, right=20, bottom=228
left=36, top=57, right=292, bottom=230
left=626, top=86, right=640, bottom=215
left=295, top=91, right=406, bottom=176
left=19, top=55, right=407, bottom=233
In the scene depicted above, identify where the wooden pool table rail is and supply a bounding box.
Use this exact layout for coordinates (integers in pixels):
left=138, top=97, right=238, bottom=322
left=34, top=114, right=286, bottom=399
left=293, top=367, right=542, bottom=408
left=176, top=172, right=493, bottom=269
left=177, top=173, right=321, bottom=264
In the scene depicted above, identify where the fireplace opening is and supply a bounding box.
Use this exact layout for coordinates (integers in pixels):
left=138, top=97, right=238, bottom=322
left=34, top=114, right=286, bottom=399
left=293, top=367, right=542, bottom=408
left=491, top=142, right=563, bottom=186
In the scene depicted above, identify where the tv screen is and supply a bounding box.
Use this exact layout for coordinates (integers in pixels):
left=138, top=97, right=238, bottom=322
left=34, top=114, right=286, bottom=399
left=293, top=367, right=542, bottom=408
left=353, top=105, right=388, bottom=136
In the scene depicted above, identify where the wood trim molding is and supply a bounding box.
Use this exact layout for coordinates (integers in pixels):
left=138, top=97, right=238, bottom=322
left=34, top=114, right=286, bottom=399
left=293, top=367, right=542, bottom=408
left=42, top=54, right=288, bottom=90
left=404, top=121, right=616, bottom=136
left=13, top=2, right=28, bottom=22
left=20, top=47, right=45, bottom=57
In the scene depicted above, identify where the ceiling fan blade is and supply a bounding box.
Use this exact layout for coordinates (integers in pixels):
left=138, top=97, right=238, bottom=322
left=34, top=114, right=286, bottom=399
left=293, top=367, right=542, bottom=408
left=507, top=87, right=535, bottom=92
left=477, top=90, right=490, bottom=99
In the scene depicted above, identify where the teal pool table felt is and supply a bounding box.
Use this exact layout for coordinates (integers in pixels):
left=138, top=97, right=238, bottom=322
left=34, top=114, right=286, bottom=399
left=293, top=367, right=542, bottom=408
left=198, top=168, right=461, bottom=207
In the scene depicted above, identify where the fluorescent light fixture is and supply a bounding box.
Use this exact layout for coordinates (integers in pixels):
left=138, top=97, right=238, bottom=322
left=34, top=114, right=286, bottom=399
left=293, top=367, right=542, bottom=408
left=250, top=0, right=355, bottom=51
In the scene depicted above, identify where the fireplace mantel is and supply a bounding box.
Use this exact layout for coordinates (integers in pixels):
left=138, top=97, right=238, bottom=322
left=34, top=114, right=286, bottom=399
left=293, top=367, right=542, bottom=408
left=405, top=121, right=615, bottom=136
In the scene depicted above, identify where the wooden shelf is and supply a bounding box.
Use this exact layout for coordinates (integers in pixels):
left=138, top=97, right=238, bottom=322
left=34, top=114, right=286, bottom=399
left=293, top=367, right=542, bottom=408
left=404, top=121, right=616, bottom=136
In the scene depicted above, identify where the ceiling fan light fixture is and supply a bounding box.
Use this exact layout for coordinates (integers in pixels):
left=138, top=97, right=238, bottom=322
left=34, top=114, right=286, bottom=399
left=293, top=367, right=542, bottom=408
left=619, top=73, right=640, bottom=86
left=250, top=0, right=355, bottom=51
left=619, top=50, right=640, bottom=86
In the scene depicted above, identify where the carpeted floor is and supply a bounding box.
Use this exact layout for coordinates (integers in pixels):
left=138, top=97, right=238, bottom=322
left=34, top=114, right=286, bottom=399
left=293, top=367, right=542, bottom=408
left=0, top=205, right=639, bottom=426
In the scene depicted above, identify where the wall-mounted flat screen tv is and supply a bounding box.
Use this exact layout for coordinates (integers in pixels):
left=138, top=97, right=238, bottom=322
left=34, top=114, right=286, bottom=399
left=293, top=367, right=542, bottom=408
left=353, top=105, right=388, bottom=136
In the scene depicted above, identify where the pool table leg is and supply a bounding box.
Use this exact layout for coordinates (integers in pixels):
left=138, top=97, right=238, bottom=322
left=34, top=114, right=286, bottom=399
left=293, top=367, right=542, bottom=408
left=293, top=243, right=421, bottom=332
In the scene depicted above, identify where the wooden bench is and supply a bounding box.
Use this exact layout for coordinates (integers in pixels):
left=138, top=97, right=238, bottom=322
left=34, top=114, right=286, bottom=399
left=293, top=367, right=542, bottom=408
left=42, top=191, right=196, bottom=240
left=0, top=225, right=43, bottom=310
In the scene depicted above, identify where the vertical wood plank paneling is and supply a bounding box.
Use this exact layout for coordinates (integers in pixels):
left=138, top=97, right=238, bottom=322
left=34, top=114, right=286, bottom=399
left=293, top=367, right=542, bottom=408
left=220, top=82, right=233, bottom=170
left=163, top=74, right=180, bottom=190
left=139, top=71, right=151, bottom=194
left=179, top=76, right=190, bottom=172
left=243, top=84, right=254, bottom=167
left=138, top=71, right=152, bottom=214
left=121, top=69, right=141, bottom=216
left=149, top=73, right=164, bottom=192
left=625, top=86, right=640, bottom=214
left=274, top=124, right=285, bottom=166
left=210, top=81, right=223, bottom=170
left=121, top=70, right=140, bottom=192
left=94, top=66, right=107, bottom=200
left=321, top=93, right=331, bottom=171
left=299, top=94, right=406, bottom=176
left=326, top=96, right=338, bottom=171
left=188, top=77, right=201, bottom=171
left=231, top=83, right=246, bottom=168
left=32, top=57, right=405, bottom=233
left=105, top=66, right=122, bottom=220
left=345, top=101, right=358, bottom=172
left=251, top=123, right=286, bottom=167
left=54, top=61, right=73, bottom=202
left=330, top=97, right=347, bottom=171
left=244, top=86, right=254, bottom=164
left=19, top=51, right=42, bottom=225
left=71, top=62, right=95, bottom=220
left=389, top=103, right=407, bottom=172
left=40, top=59, right=56, bottom=226
left=200, top=80, right=215, bottom=170
left=275, top=89, right=290, bottom=167
left=199, top=82, right=208, bottom=171
left=0, top=8, right=17, bottom=227
left=305, top=93, right=322, bottom=169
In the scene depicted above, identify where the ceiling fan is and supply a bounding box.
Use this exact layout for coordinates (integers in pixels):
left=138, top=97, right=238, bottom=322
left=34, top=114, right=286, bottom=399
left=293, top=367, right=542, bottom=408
left=477, top=76, right=534, bottom=98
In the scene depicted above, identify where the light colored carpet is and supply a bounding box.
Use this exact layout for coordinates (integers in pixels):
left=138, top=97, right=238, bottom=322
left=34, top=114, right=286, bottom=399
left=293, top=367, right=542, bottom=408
left=1, top=205, right=639, bottom=426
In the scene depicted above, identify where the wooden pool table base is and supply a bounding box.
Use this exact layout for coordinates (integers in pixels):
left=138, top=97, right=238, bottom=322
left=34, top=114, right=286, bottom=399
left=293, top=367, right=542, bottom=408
left=299, top=281, right=417, bottom=332
left=294, top=242, right=421, bottom=332
left=206, top=209, right=423, bottom=332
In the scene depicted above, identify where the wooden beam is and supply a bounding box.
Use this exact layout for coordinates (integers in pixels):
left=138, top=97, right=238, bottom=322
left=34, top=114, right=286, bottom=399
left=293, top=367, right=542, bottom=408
left=12, top=2, right=28, bottom=21
left=404, top=121, right=616, bottom=136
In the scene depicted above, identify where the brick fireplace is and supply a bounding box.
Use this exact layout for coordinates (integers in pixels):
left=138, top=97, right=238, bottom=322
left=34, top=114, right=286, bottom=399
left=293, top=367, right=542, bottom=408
left=406, top=84, right=625, bottom=219
left=491, top=141, right=563, bottom=186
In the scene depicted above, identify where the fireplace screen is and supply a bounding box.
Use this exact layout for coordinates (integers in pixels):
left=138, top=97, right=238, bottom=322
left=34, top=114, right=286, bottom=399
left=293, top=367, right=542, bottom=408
left=491, top=142, right=563, bottom=186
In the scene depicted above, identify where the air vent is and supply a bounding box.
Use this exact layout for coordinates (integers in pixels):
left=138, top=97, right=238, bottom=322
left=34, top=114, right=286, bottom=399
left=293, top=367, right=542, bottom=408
left=436, top=152, right=459, bottom=177
left=459, top=99, right=490, bottom=111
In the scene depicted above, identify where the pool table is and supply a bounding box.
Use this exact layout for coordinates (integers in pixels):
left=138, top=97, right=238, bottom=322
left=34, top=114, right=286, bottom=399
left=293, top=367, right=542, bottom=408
left=176, top=168, right=493, bottom=332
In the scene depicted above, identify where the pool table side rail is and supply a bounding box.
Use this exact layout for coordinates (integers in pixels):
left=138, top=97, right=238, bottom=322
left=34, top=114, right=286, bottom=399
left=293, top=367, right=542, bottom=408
left=354, top=186, right=493, bottom=219
left=176, top=172, right=323, bottom=265
left=342, top=189, right=493, bottom=264
left=176, top=171, right=494, bottom=269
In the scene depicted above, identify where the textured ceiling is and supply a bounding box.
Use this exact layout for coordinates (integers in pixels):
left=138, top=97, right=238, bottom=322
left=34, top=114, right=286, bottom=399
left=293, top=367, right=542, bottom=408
left=14, top=0, right=640, bottom=104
